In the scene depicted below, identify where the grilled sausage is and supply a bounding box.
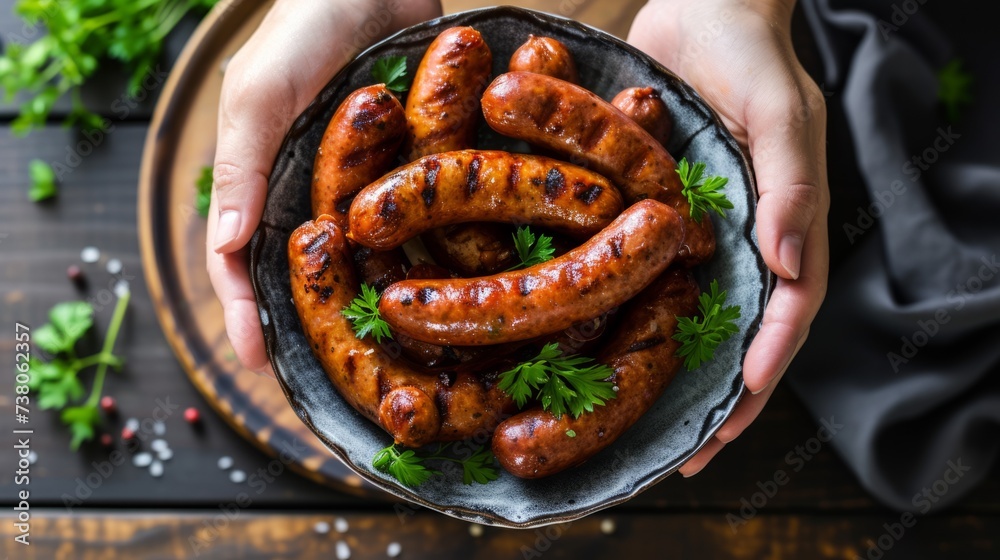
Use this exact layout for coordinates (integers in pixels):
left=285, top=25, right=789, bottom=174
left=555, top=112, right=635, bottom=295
left=611, top=87, right=672, bottom=147
left=404, top=26, right=492, bottom=160
left=348, top=150, right=623, bottom=250
left=378, top=199, right=684, bottom=346
left=312, top=84, right=407, bottom=220
left=492, top=268, right=700, bottom=478
left=508, top=35, right=579, bottom=83
left=422, top=223, right=518, bottom=276
left=288, top=215, right=513, bottom=447
left=481, top=71, right=714, bottom=266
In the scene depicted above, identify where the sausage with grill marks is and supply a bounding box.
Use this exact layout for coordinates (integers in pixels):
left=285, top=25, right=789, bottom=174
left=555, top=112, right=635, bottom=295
left=481, top=71, right=714, bottom=266
left=508, top=35, right=579, bottom=83
left=288, top=215, right=513, bottom=447
left=611, top=86, right=673, bottom=147
left=377, top=199, right=684, bottom=346
left=491, top=268, right=700, bottom=478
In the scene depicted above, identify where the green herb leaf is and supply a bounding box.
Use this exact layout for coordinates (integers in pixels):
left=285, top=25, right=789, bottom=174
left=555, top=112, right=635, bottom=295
left=460, top=446, right=500, bottom=485
left=195, top=165, right=213, bottom=217
left=342, top=283, right=392, bottom=343
left=676, top=158, right=733, bottom=223
left=499, top=342, right=617, bottom=419
left=61, top=405, right=100, bottom=451
left=372, top=442, right=499, bottom=487
left=28, top=159, right=57, bottom=201
left=565, top=429, right=576, bottom=438
left=49, top=301, right=95, bottom=344
left=371, top=55, right=410, bottom=93
left=1, top=0, right=218, bottom=135
left=507, top=226, right=555, bottom=271
left=672, top=280, right=742, bottom=371
left=937, top=58, right=973, bottom=123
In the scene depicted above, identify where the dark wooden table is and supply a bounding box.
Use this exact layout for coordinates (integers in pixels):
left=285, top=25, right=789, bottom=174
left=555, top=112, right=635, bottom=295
left=1, top=1, right=997, bottom=558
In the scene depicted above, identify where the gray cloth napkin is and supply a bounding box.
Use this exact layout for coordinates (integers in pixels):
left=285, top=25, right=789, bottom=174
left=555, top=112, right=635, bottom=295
left=788, top=0, right=1000, bottom=511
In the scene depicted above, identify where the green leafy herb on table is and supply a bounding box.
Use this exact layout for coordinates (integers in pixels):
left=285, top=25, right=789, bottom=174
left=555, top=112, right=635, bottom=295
left=676, top=157, right=733, bottom=223
left=29, top=290, right=131, bottom=449
left=373, top=442, right=499, bottom=487
left=507, top=226, right=555, bottom=271
left=673, top=280, right=741, bottom=371
left=195, top=165, right=213, bottom=217
left=342, top=283, right=392, bottom=343
left=28, top=159, right=57, bottom=201
left=937, top=58, right=973, bottom=123
left=499, top=342, right=617, bottom=419
left=0, top=0, right=219, bottom=136
left=371, top=55, right=410, bottom=93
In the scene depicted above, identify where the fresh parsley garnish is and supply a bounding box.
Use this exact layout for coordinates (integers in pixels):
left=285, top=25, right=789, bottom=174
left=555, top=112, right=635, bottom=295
left=373, top=442, right=500, bottom=487
left=371, top=55, right=410, bottom=93
left=498, top=342, right=617, bottom=419
left=672, top=280, right=741, bottom=371
left=29, top=290, right=130, bottom=449
left=937, top=58, right=973, bottom=123
left=676, top=157, right=733, bottom=223
left=195, top=165, right=213, bottom=217
left=342, top=283, right=392, bottom=343
left=28, top=159, right=57, bottom=202
left=507, top=226, right=555, bottom=271
left=565, top=429, right=576, bottom=438
left=0, top=0, right=218, bottom=135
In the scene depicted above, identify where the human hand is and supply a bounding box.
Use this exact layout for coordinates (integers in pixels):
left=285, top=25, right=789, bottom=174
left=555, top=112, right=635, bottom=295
left=628, top=0, right=830, bottom=475
left=207, top=0, right=442, bottom=377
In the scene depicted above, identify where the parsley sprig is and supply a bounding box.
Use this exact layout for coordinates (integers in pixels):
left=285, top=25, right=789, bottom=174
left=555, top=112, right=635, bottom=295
left=342, top=283, right=392, bottom=343
left=195, top=165, right=213, bottom=217
left=28, top=159, right=57, bottom=202
left=371, top=55, right=410, bottom=93
left=676, top=158, right=733, bottom=223
left=29, top=290, right=130, bottom=449
left=507, top=226, right=555, bottom=271
left=498, top=342, right=617, bottom=419
left=0, top=0, right=219, bottom=135
left=672, top=280, right=741, bottom=371
left=373, top=442, right=499, bottom=487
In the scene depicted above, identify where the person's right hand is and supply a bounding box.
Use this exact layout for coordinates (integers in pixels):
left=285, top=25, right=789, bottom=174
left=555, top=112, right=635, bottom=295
left=207, top=0, right=443, bottom=377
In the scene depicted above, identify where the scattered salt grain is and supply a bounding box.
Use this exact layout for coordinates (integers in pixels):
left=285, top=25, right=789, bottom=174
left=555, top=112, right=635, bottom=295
left=153, top=421, right=166, bottom=436
left=157, top=448, right=173, bottom=461
left=151, top=439, right=169, bottom=453
left=314, top=521, right=330, bottom=535
left=113, top=279, right=130, bottom=297
left=334, top=517, right=348, bottom=533
left=387, top=542, right=401, bottom=557
left=27, top=451, right=38, bottom=465
left=106, top=258, right=123, bottom=274
left=133, top=452, right=153, bottom=468
left=229, top=469, right=246, bottom=483
left=125, top=418, right=140, bottom=432
left=81, top=246, right=100, bottom=263
left=335, top=541, right=351, bottom=559
left=150, top=460, right=164, bottom=477
left=218, top=456, right=234, bottom=470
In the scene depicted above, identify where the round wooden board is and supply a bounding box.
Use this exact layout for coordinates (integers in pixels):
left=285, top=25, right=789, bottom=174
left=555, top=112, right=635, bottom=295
left=137, top=0, right=379, bottom=496
left=136, top=0, right=647, bottom=497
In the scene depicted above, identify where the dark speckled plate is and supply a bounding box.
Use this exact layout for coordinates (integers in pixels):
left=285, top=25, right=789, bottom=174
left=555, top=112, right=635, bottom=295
left=250, top=6, right=772, bottom=528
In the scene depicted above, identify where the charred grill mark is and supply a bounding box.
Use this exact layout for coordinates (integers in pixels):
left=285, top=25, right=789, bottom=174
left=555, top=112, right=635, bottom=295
left=350, top=101, right=394, bottom=131
left=544, top=167, right=566, bottom=198
left=507, top=159, right=522, bottom=193
left=378, top=192, right=398, bottom=219
left=335, top=197, right=353, bottom=215
left=625, top=335, right=667, bottom=354
left=609, top=235, right=624, bottom=259
left=434, top=390, right=451, bottom=422
left=518, top=276, right=534, bottom=296
left=304, top=231, right=330, bottom=254
left=344, top=353, right=357, bottom=384
left=531, top=94, right=561, bottom=129
left=527, top=416, right=541, bottom=438
left=341, top=133, right=401, bottom=168
left=422, top=157, right=440, bottom=207
left=466, top=155, right=483, bottom=196
left=316, top=252, right=331, bottom=278
left=376, top=368, right=391, bottom=401
left=416, top=287, right=437, bottom=304
left=575, top=183, right=603, bottom=205
left=400, top=294, right=413, bottom=306
left=580, top=116, right=612, bottom=151
left=431, top=81, right=459, bottom=106
left=319, top=285, right=333, bottom=303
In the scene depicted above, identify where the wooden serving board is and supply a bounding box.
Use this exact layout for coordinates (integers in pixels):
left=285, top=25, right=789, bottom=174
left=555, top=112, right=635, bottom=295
left=137, top=0, right=645, bottom=494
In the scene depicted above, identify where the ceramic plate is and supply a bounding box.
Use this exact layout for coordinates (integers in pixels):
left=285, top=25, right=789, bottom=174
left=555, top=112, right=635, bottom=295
left=251, top=6, right=771, bottom=528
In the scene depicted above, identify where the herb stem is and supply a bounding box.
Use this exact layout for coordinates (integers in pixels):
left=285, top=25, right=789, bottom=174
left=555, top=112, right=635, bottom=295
left=85, top=290, right=130, bottom=407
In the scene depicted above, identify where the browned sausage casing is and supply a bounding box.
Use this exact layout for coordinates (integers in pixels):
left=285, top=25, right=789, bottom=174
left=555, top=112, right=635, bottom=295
left=481, top=71, right=714, bottom=266
left=312, top=84, right=407, bottom=220
left=288, top=215, right=513, bottom=447
left=378, top=199, right=684, bottom=346
left=348, top=150, right=623, bottom=250
left=508, top=35, right=579, bottom=83
left=611, top=87, right=673, bottom=147
left=492, top=268, right=700, bottom=478
left=422, top=223, right=518, bottom=276
left=404, top=27, right=492, bottom=161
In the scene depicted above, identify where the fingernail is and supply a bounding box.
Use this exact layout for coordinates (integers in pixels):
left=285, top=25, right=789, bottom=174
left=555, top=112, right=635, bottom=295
left=778, top=234, right=803, bottom=280
left=214, top=210, right=241, bottom=251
